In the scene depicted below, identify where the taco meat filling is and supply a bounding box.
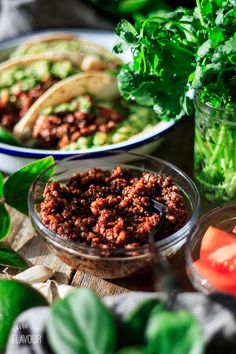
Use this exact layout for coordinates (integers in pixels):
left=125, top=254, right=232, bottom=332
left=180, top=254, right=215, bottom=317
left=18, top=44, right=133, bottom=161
left=33, top=96, right=124, bottom=149
left=0, top=79, right=56, bottom=131
left=0, top=60, right=78, bottom=131
left=40, top=166, right=187, bottom=249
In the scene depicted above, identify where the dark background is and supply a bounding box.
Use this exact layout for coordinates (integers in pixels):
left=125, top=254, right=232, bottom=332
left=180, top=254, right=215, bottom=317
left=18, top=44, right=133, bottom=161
left=0, top=0, right=195, bottom=40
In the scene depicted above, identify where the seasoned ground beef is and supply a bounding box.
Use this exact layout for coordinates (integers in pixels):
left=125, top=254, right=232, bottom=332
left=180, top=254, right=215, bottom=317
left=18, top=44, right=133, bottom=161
left=32, top=97, right=123, bottom=149
left=40, top=166, right=187, bottom=249
left=0, top=79, right=56, bottom=131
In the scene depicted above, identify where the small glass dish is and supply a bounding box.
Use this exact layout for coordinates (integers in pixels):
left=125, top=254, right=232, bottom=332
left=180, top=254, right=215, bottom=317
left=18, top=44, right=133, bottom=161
left=28, top=151, right=200, bottom=279
left=185, top=202, right=236, bottom=294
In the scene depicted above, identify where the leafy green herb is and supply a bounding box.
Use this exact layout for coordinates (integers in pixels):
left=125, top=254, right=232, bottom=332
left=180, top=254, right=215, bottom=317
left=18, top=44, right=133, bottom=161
left=46, top=290, right=204, bottom=354
left=0, top=127, right=24, bottom=147
left=0, top=173, right=3, bottom=198
left=117, top=348, right=145, bottom=354
left=0, top=243, right=27, bottom=269
left=0, top=157, right=55, bottom=269
left=4, top=156, right=54, bottom=215
left=115, top=0, right=236, bottom=202
left=120, top=299, right=162, bottom=346
left=117, top=0, right=150, bottom=14
left=145, top=308, right=204, bottom=354
left=0, top=203, right=11, bottom=240
left=47, top=288, right=116, bottom=354
left=114, top=0, right=236, bottom=116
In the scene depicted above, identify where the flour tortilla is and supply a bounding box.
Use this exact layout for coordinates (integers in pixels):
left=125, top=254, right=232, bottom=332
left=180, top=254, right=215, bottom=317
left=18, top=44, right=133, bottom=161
left=0, top=51, right=88, bottom=75
left=13, top=72, right=119, bottom=141
left=10, top=32, right=121, bottom=64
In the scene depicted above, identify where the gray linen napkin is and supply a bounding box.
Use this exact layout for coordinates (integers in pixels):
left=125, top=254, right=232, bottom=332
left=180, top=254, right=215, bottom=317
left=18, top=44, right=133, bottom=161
left=0, top=0, right=113, bottom=41
left=6, top=292, right=236, bottom=354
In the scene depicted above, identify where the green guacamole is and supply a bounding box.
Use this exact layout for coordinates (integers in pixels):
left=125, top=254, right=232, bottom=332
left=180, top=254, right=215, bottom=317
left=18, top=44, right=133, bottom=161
left=0, top=59, right=78, bottom=95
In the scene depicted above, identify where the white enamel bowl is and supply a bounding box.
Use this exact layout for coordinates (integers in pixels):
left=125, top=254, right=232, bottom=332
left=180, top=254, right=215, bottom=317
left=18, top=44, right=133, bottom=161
left=0, top=29, right=177, bottom=173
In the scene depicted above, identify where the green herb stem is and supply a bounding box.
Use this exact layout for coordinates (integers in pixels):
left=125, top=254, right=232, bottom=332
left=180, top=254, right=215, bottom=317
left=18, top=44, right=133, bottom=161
left=168, top=42, right=194, bottom=57
left=176, top=24, right=199, bottom=44
left=209, top=124, right=227, bottom=165
left=196, top=0, right=206, bottom=27
left=195, top=128, right=212, bottom=159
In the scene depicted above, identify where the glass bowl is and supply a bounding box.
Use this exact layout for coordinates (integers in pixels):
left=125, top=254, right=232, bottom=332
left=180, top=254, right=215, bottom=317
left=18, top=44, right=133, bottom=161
left=185, top=202, right=236, bottom=294
left=28, top=151, right=200, bottom=279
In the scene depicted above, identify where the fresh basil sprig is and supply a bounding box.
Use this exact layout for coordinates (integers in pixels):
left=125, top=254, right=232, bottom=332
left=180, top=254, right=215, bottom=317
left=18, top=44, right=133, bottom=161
left=119, top=299, right=204, bottom=354
left=145, top=308, right=204, bottom=354
left=47, top=289, right=204, bottom=354
left=0, top=243, right=27, bottom=269
left=117, top=348, right=144, bottom=354
left=0, top=203, right=11, bottom=240
left=0, top=172, right=3, bottom=198
left=0, top=156, right=54, bottom=269
left=120, top=298, right=163, bottom=347
left=4, top=156, right=54, bottom=215
left=47, top=288, right=116, bottom=354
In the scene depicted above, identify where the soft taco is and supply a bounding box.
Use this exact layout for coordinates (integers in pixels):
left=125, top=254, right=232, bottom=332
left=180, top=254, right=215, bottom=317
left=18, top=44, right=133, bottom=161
left=13, top=72, right=159, bottom=150
left=10, top=32, right=122, bottom=71
left=0, top=51, right=118, bottom=133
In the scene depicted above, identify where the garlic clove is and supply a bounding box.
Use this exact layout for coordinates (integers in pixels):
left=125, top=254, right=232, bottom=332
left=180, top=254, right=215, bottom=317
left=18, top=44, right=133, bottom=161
left=33, top=281, right=53, bottom=303
left=13, top=265, right=54, bottom=284
left=57, top=284, right=75, bottom=299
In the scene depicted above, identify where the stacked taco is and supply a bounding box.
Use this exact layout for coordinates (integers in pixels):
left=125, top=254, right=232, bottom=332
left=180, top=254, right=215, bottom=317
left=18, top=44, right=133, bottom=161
left=13, top=72, right=158, bottom=150
left=0, top=32, right=158, bottom=151
left=0, top=53, right=82, bottom=132
left=10, top=32, right=121, bottom=71
left=0, top=31, right=121, bottom=132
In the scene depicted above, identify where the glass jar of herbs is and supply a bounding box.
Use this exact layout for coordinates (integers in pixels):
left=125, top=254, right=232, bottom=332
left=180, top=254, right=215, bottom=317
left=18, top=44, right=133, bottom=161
left=194, top=95, right=236, bottom=204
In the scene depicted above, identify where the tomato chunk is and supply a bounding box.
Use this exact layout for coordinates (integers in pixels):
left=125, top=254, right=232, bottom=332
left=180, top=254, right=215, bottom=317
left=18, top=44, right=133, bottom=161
left=200, top=226, right=236, bottom=258
left=193, top=259, right=236, bottom=295
left=207, top=244, right=236, bottom=273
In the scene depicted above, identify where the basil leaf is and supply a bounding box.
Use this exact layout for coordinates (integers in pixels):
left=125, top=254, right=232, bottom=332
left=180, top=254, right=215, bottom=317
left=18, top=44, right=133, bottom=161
left=47, top=288, right=116, bottom=354
left=4, top=156, right=54, bottom=215
left=117, top=347, right=146, bottom=354
left=0, top=243, right=27, bottom=269
left=120, top=299, right=162, bottom=347
left=145, top=309, right=204, bottom=354
left=0, top=126, right=24, bottom=147
left=0, top=173, right=3, bottom=198
left=0, top=203, right=11, bottom=240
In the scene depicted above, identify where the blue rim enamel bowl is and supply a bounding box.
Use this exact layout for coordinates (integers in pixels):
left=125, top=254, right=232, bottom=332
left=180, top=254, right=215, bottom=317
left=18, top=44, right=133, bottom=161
left=0, top=29, right=178, bottom=173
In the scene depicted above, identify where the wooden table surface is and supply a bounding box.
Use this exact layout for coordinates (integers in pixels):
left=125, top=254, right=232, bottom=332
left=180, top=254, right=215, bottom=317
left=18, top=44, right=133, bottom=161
left=4, top=117, right=196, bottom=296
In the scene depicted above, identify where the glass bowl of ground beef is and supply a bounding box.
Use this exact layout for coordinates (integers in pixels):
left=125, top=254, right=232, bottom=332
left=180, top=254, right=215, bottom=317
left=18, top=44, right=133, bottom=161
left=28, top=151, right=200, bottom=279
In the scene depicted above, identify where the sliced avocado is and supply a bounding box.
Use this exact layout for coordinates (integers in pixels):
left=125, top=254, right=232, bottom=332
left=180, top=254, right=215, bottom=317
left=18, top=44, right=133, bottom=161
left=41, top=106, right=53, bottom=115
left=0, top=68, right=17, bottom=88
left=77, top=96, right=92, bottom=113
left=93, top=131, right=108, bottom=146
left=54, top=103, right=71, bottom=114
left=25, top=60, right=51, bottom=81
left=50, top=60, right=75, bottom=79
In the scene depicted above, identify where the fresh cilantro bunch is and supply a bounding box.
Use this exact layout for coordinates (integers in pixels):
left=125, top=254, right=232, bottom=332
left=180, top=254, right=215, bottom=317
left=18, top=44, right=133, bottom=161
left=114, top=0, right=236, bottom=120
